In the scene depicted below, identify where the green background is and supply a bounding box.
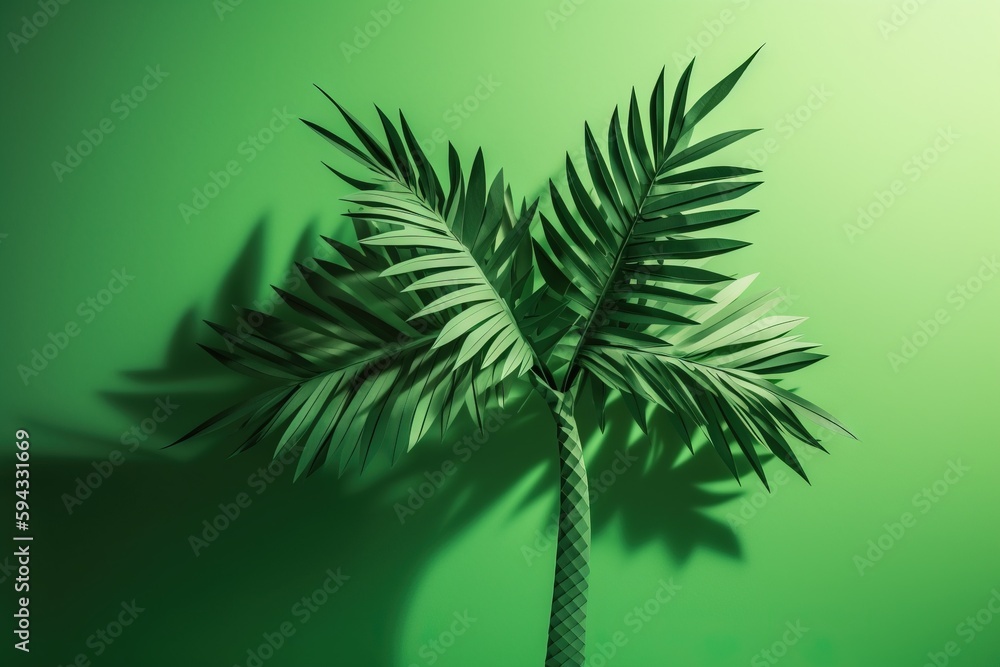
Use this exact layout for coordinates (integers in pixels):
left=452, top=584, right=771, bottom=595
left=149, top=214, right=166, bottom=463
left=3, top=0, right=999, bottom=665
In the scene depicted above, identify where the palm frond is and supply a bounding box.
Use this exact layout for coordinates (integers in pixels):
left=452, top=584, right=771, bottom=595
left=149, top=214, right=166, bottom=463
left=171, top=91, right=542, bottom=477
left=535, top=51, right=764, bottom=380
left=534, top=50, right=854, bottom=485
left=579, top=274, right=852, bottom=488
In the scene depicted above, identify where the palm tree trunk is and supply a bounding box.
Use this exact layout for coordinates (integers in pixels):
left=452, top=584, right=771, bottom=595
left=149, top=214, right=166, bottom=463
left=537, top=382, right=591, bottom=667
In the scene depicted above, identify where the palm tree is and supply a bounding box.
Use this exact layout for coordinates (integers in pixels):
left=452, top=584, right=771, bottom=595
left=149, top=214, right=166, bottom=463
left=175, top=49, right=853, bottom=667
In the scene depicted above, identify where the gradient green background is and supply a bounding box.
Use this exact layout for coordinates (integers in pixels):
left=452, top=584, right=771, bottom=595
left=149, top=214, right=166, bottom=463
left=3, top=0, right=999, bottom=665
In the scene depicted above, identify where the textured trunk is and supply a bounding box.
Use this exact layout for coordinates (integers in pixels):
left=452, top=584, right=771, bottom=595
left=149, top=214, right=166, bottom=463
left=538, top=383, right=591, bottom=667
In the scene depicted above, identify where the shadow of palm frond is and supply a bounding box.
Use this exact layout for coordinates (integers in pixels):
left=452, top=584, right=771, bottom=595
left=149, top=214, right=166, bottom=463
left=36, top=216, right=760, bottom=666
left=511, top=399, right=758, bottom=566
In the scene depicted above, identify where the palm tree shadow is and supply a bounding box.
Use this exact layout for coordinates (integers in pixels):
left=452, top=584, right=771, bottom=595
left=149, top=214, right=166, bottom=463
left=34, top=216, right=757, bottom=666
left=508, top=399, right=758, bottom=566
left=587, top=407, right=754, bottom=562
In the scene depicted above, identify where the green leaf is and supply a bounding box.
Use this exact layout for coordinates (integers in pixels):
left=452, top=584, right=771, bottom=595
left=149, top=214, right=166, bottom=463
left=626, top=237, right=750, bottom=261
left=681, top=46, right=761, bottom=135
left=656, top=166, right=761, bottom=186
left=660, top=130, right=760, bottom=174
left=182, top=96, right=545, bottom=475
left=644, top=181, right=762, bottom=216
left=625, top=264, right=734, bottom=285
left=636, top=208, right=757, bottom=237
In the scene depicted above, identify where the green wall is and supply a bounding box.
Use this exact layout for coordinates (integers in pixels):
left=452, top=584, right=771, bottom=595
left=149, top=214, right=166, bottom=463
left=2, top=0, right=998, bottom=665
